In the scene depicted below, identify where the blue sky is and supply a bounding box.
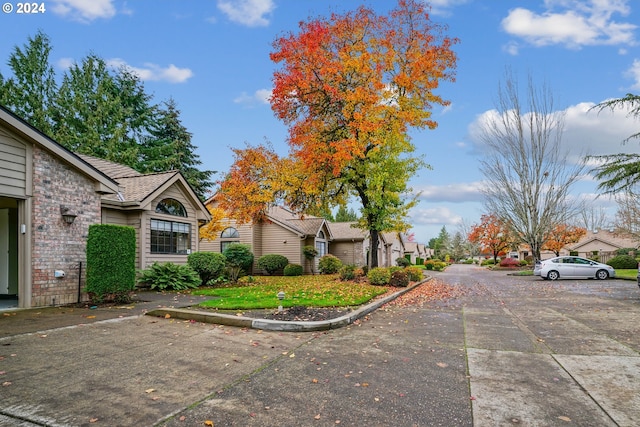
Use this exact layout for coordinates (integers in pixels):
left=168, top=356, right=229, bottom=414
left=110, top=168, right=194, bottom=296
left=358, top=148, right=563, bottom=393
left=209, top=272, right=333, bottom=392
left=1, top=0, right=640, bottom=243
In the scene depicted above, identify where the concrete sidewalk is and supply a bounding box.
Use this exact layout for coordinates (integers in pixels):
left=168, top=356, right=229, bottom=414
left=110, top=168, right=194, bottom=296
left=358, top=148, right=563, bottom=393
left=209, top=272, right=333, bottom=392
left=1, top=266, right=639, bottom=426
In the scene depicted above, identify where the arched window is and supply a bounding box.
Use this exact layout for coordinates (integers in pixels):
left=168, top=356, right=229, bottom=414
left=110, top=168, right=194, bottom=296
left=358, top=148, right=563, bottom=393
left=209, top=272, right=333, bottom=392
left=155, top=198, right=187, bottom=217
left=151, top=199, right=189, bottom=254
left=221, top=227, right=240, bottom=238
left=220, top=227, right=240, bottom=251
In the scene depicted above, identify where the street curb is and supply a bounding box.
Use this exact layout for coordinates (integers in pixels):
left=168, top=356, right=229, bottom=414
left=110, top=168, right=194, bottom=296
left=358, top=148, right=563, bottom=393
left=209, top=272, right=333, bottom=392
left=146, top=276, right=431, bottom=331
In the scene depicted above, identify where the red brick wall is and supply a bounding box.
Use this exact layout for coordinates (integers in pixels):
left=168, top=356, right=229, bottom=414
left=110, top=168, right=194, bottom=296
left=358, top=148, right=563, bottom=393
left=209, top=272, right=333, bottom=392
left=31, top=146, right=101, bottom=306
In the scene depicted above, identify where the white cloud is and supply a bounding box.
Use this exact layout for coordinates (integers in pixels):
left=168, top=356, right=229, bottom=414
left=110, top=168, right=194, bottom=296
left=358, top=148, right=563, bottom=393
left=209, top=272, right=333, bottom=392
left=468, top=100, right=640, bottom=162
left=107, top=59, right=193, bottom=83
left=410, top=206, right=464, bottom=227
left=415, top=182, right=486, bottom=203
left=57, top=57, right=74, bottom=70
left=428, top=0, right=471, bottom=16
left=501, top=0, right=637, bottom=49
left=234, top=88, right=272, bottom=106
left=217, top=0, right=274, bottom=27
left=625, top=59, right=640, bottom=90
left=50, top=0, right=116, bottom=22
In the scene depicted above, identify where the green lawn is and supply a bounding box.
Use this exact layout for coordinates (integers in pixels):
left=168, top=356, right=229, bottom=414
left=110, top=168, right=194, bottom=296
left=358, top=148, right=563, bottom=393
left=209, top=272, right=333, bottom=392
left=615, top=269, right=638, bottom=280
left=193, top=274, right=390, bottom=310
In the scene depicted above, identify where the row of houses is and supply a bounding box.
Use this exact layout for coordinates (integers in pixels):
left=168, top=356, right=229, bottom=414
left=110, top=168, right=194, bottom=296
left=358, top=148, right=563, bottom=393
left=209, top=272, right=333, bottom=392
left=508, top=229, right=639, bottom=263
left=0, top=105, right=430, bottom=309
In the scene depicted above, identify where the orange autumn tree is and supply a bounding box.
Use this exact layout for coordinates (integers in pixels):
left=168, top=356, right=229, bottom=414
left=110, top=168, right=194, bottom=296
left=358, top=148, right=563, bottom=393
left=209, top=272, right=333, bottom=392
left=221, top=0, right=458, bottom=268
left=542, top=224, right=587, bottom=256
left=198, top=204, right=228, bottom=241
left=468, top=214, right=514, bottom=264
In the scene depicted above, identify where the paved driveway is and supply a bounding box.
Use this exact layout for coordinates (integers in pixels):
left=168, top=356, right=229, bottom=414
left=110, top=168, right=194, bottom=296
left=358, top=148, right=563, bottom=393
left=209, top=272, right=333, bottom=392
left=1, top=264, right=639, bottom=426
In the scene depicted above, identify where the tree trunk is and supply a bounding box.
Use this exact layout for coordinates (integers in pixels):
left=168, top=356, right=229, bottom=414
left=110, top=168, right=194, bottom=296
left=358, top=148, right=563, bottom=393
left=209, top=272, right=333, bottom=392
left=369, top=230, right=380, bottom=268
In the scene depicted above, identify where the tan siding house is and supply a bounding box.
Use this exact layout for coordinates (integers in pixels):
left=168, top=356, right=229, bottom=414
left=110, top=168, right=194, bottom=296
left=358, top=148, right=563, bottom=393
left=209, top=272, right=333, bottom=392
left=201, top=200, right=333, bottom=274
left=327, top=222, right=368, bottom=266
left=0, top=106, right=210, bottom=308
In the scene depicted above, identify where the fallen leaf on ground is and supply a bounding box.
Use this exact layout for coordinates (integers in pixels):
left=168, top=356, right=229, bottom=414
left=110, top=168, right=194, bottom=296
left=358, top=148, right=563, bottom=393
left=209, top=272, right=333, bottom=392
left=437, top=362, right=448, bottom=368
left=145, top=388, right=155, bottom=393
left=204, top=421, right=214, bottom=426
left=165, top=314, right=171, bottom=319
left=558, top=416, right=571, bottom=422
left=314, top=414, right=321, bottom=420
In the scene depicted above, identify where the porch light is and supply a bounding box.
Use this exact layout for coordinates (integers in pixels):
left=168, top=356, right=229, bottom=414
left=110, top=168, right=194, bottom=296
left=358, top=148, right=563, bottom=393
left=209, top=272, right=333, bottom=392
left=60, top=205, right=77, bottom=224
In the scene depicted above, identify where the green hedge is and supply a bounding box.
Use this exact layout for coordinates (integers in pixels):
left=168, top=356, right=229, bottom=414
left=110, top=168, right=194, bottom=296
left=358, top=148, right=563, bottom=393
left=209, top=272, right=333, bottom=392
left=284, top=263, right=303, bottom=276
left=257, top=254, right=289, bottom=275
left=86, top=224, right=136, bottom=303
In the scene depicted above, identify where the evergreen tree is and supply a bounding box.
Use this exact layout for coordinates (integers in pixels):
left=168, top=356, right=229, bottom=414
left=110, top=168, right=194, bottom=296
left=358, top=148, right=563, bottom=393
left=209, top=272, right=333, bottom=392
left=0, top=30, right=57, bottom=135
left=53, top=54, right=153, bottom=167
left=334, top=205, right=358, bottom=222
left=140, top=98, right=213, bottom=199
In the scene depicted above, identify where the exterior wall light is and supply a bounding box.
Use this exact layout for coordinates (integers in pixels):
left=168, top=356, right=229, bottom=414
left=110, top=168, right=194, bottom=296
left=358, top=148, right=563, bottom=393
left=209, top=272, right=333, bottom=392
left=60, top=205, right=77, bottom=224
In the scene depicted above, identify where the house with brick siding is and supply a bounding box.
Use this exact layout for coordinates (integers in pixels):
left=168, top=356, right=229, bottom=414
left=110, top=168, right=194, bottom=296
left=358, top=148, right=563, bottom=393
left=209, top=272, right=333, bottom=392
left=0, top=106, right=210, bottom=308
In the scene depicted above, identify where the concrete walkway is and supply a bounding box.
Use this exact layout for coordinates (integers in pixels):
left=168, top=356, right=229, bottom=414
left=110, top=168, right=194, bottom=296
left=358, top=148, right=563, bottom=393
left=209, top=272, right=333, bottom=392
left=0, top=265, right=638, bottom=426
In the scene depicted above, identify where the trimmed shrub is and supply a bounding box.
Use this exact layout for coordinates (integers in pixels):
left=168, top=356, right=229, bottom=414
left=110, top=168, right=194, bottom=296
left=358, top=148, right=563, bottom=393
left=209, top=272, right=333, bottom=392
left=339, top=264, right=357, bottom=281
left=405, top=266, right=423, bottom=282
left=302, top=245, right=319, bottom=273
left=616, top=248, right=636, bottom=256
left=137, top=262, right=200, bottom=291
left=318, top=254, right=342, bottom=274
left=389, top=269, right=409, bottom=287
left=396, top=257, right=411, bottom=267
left=499, top=258, right=520, bottom=268
left=257, top=254, right=289, bottom=275
left=607, top=254, right=638, bottom=269
left=86, top=224, right=136, bottom=303
left=432, top=262, right=447, bottom=271
left=481, top=258, right=496, bottom=266
left=283, top=263, right=303, bottom=276
left=223, top=243, right=254, bottom=282
left=368, top=267, right=391, bottom=285
left=425, top=260, right=434, bottom=270
left=187, top=252, right=226, bottom=285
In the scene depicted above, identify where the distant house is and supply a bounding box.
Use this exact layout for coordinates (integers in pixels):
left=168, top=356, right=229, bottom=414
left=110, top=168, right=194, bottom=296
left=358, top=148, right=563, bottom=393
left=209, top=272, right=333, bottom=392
left=519, top=229, right=639, bottom=261
left=0, top=105, right=210, bottom=308
left=565, top=229, right=638, bottom=261
left=326, top=221, right=368, bottom=266
left=378, top=232, right=405, bottom=267
left=200, top=202, right=333, bottom=274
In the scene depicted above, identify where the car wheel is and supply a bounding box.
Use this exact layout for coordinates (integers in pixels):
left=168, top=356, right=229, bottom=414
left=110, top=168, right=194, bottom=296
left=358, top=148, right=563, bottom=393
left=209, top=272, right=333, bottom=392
left=596, top=269, right=609, bottom=280
left=547, top=270, right=560, bottom=281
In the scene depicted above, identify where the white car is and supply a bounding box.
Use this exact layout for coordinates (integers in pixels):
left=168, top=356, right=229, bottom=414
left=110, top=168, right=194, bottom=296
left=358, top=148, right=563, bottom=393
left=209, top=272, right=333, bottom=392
left=534, top=256, right=615, bottom=280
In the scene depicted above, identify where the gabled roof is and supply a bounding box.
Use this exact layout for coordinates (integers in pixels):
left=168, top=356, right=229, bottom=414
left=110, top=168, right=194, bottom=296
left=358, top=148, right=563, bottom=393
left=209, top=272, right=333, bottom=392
left=267, top=206, right=332, bottom=239
left=567, top=229, right=638, bottom=251
left=78, top=154, right=210, bottom=221
left=0, top=105, right=119, bottom=195
left=328, top=222, right=368, bottom=241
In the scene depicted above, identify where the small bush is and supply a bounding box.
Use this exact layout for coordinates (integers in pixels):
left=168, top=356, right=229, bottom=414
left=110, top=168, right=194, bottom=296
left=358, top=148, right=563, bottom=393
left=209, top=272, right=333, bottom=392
left=283, top=263, right=304, bottom=276
left=396, top=257, right=411, bottom=267
left=368, top=267, right=391, bottom=285
left=425, top=260, right=434, bottom=270
left=518, top=259, right=528, bottom=267
left=499, top=258, right=520, bottom=268
left=607, top=254, right=638, bottom=269
left=318, top=254, right=342, bottom=274
left=405, top=266, right=423, bottom=282
left=432, top=262, right=447, bottom=271
left=187, top=252, right=226, bottom=285
left=257, top=254, right=289, bottom=275
left=223, top=244, right=254, bottom=282
left=481, top=258, right=496, bottom=266
left=389, top=269, right=409, bottom=287
left=339, top=264, right=357, bottom=281
left=137, top=262, right=201, bottom=291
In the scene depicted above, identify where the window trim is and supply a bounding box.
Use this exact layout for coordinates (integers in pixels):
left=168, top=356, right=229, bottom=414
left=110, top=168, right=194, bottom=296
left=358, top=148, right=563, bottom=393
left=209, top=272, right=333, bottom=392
left=150, top=218, right=191, bottom=255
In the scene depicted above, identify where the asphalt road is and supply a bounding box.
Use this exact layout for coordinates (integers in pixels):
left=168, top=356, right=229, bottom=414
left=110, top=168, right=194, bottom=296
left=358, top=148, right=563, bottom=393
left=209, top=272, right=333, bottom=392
left=1, top=264, right=639, bottom=426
